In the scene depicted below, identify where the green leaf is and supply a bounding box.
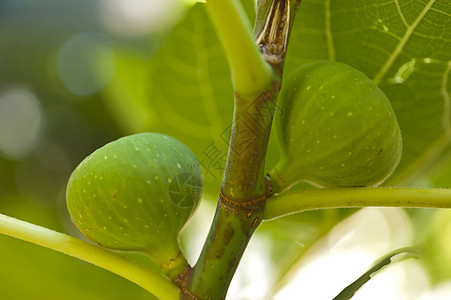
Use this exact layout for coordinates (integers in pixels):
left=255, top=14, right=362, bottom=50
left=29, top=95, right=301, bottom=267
left=146, top=4, right=233, bottom=195
left=333, top=247, right=423, bottom=300
left=286, top=0, right=451, bottom=186
left=103, top=3, right=265, bottom=197
left=103, top=50, right=158, bottom=134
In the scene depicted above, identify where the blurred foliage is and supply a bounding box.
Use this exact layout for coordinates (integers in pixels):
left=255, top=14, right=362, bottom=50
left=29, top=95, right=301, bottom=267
left=0, top=0, right=450, bottom=299
left=0, top=0, right=181, bottom=298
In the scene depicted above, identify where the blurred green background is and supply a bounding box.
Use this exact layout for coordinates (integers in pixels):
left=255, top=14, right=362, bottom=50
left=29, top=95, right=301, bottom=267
left=1, top=0, right=451, bottom=299
left=0, top=1, right=187, bottom=299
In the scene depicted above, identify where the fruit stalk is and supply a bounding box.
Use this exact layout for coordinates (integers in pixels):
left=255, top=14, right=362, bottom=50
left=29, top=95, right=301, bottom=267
left=180, top=1, right=301, bottom=298
left=264, top=187, right=451, bottom=220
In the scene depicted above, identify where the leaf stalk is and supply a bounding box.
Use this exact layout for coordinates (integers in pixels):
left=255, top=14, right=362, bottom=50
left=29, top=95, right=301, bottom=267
left=204, top=0, right=273, bottom=97
left=264, top=187, right=451, bottom=220
left=0, top=213, right=180, bottom=300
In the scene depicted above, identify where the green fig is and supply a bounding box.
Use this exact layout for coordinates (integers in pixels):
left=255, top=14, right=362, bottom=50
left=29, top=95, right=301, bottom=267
left=272, top=61, right=402, bottom=190
left=66, top=133, right=202, bottom=274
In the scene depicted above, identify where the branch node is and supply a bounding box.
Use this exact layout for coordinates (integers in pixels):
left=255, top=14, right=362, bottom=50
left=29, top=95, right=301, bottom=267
left=255, top=0, right=291, bottom=66
left=219, top=189, right=267, bottom=209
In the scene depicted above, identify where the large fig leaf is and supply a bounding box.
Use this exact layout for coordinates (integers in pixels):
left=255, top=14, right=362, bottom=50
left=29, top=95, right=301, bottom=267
left=103, top=3, right=280, bottom=197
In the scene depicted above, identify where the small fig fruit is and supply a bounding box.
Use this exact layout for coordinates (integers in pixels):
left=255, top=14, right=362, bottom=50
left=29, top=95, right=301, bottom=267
left=273, top=61, right=402, bottom=190
left=66, top=133, right=202, bottom=272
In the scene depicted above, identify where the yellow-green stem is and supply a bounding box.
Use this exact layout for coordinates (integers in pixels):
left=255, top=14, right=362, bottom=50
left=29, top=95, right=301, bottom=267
left=205, top=0, right=273, bottom=97
left=0, top=213, right=180, bottom=300
left=264, top=187, right=451, bottom=220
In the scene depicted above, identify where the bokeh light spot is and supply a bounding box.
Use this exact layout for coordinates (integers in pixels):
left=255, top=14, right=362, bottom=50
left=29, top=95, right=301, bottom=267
left=100, top=0, right=180, bottom=36
left=57, top=32, right=115, bottom=96
left=0, top=88, right=44, bottom=160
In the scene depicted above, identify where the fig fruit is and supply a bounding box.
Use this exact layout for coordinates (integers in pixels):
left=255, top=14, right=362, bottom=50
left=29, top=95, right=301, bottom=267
left=66, top=133, right=202, bottom=271
left=273, top=61, right=402, bottom=190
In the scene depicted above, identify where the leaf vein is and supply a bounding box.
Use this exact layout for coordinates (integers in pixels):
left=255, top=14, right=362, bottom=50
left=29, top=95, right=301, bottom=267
left=430, top=7, right=451, bottom=17
left=442, top=61, right=451, bottom=130
left=394, top=0, right=409, bottom=27
left=373, top=0, right=436, bottom=85
left=325, top=0, right=335, bottom=61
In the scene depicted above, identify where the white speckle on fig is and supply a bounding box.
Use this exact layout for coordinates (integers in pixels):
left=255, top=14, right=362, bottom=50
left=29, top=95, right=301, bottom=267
left=66, top=132, right=203, bottom=266
left=274, top=61, right=402, bottom=188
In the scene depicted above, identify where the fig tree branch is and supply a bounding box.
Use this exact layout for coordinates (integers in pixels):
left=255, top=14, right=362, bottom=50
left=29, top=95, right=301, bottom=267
left=180, top=1, right=302, bottom=299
